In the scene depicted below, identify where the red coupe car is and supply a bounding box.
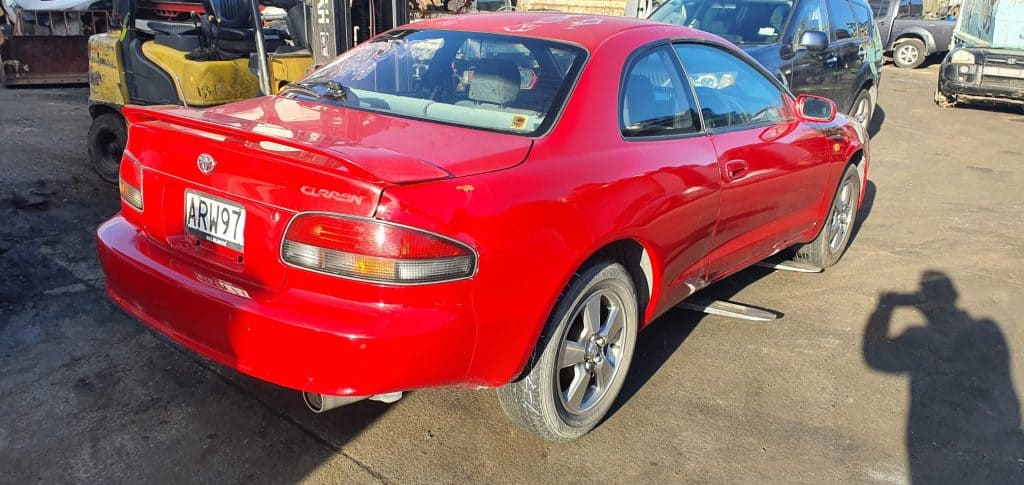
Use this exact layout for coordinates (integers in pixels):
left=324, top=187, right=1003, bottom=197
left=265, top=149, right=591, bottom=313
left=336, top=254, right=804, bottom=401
left=97, top=13, right=869, bottom=441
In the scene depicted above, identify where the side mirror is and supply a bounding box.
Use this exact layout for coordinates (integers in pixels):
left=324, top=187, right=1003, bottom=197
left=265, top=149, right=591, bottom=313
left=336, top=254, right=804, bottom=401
left=798, top=30, right=829, bottom=52
left=795, top=94, right=836, bottom=122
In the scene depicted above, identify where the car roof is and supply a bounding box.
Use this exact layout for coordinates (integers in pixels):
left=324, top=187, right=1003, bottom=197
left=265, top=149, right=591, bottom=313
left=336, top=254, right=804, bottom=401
left=405, top=12, right=710, bottom=51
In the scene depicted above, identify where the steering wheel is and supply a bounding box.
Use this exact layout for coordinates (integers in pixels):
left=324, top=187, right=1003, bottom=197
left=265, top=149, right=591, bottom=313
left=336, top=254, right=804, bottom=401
left=748, top=105, right=782, bottom=124
left=721, top=95, right=748, bottom=125
left=421, top=66, right=456, bottom=102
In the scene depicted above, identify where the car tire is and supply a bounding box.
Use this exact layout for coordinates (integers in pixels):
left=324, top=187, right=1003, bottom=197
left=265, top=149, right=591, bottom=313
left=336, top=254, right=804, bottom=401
left=848, top=89, right=873, bottom=126
left=497, top=261, right=638, bottom=441
left=794, top=164, right=861, bottom=270
left=87, top=112, right=127, bottom=184
left=892, top=38, right=926, bottom=69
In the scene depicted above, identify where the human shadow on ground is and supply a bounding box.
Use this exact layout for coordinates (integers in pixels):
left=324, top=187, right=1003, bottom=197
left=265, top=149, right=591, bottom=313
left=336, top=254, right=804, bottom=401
left=863, top=270, right=1024, bottom=484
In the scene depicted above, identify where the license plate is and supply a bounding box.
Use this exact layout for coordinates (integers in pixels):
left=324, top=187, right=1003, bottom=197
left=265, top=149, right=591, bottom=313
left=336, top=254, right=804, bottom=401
left=185, top=190, right=245, bottom=251
left=984, top=66, right=1024, bottom=79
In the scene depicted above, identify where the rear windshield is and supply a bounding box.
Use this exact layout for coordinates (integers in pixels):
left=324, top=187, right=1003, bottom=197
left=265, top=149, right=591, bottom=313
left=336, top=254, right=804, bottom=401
left=294, top=29, right=587, bottom=136
left=649, top=0, right=794, bottom=45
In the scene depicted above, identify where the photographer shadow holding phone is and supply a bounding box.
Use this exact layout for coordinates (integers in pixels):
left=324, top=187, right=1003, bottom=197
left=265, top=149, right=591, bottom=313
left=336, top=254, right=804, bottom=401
left=863, top=270, right=1023, bottom=484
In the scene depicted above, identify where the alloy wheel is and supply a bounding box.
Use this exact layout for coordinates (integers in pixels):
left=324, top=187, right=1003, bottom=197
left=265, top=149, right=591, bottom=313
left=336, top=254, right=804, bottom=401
left=896, top=45, right=919, bottom=66
left=555, top=289, right=628, bottom=415
left=853, top=96, right=871, bottom=124
left=828, top=178, right=855, bottom=252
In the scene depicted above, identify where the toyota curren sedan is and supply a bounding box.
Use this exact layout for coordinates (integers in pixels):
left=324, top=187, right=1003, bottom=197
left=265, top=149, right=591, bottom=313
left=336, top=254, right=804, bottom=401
left=97, top=13, right=868, bottom=441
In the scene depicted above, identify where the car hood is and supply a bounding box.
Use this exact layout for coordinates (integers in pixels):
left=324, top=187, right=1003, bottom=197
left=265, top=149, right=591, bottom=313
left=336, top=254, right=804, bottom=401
left=145, top=95, right=535, bottom=181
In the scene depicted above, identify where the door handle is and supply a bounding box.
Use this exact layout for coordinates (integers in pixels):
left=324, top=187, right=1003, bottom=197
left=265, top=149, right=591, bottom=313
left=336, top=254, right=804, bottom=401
left=725, top=160, right=750, bottom=180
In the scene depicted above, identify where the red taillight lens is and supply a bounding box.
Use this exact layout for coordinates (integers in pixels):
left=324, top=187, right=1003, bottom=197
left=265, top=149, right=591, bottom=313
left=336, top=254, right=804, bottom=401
left=119, top=152, right=143, bottom=211
left=281, top=214, right=476, bottom=284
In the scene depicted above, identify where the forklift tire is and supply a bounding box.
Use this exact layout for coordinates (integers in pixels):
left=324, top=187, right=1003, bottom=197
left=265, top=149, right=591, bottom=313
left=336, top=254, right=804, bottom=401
left=88, top=112, right=127, bottom=184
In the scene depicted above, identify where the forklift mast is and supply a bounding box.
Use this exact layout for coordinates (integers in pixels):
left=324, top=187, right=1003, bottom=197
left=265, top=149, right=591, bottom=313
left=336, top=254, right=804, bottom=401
left=306, top=0, right=408, bottom=65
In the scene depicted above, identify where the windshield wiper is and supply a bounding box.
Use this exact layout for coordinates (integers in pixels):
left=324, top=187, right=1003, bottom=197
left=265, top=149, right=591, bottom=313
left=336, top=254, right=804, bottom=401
left=281, top=80, right=350, bottom=101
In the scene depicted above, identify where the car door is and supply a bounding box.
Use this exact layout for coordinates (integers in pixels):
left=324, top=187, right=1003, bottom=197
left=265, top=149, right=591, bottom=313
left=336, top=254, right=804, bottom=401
left=869, top=0, right=896, bottom=46
left=673, top=42, right=833, bottom=280
left=826, top=0, right=864, bottom=110
left=784, top=0, right=835, bottom=99
left=619, top=45, right=720, bottom=304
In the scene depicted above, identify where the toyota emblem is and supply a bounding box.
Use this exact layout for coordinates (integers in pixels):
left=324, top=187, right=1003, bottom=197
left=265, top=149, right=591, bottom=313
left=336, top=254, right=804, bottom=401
left=197, top=153, right=216, bottom=175
left=1008, top=58, right=1018, bottom=65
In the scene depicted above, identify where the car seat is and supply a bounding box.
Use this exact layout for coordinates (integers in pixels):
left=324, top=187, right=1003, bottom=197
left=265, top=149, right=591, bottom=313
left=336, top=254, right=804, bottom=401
left=191, top=0, right=285, bottom=58
left=458, top=59, right=522, bottom=109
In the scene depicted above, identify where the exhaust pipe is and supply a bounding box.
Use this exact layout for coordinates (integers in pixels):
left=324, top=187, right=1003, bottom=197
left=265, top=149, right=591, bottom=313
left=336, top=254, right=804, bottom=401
left=302, top=391, right=404, bottom=413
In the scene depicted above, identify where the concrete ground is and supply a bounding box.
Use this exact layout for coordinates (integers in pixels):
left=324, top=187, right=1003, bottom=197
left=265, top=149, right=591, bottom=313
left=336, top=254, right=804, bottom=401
left=1, top=65, right=1022, bottom=484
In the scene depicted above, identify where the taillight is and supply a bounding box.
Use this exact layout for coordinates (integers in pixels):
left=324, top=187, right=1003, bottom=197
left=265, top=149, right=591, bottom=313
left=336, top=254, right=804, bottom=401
left=119, top=152, right=143, bottom=211
left=281, top=213, right=476, bottom=284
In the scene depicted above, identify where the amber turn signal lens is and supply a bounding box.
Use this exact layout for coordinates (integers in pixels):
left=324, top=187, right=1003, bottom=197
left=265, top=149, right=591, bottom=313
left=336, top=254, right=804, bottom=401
left=282, top=214, right=475, bottom=284
left=119, top=153, right=143, bottom=211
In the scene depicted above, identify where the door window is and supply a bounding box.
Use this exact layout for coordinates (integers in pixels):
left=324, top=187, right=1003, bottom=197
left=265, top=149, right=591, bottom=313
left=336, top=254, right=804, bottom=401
left=851, top=1, right=873, bottom=37
left=826, top=0, right=858, bottom=40
left=674, top=44, right=790, bottom=130
left=790, top=0, right=829, bottom=44
left=619, top=46, right=701, bottom=137
left=896, top=0, right=922, bottom=18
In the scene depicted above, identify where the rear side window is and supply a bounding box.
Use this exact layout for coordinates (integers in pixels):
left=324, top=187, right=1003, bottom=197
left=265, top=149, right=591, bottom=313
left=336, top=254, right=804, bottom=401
left=868, top=0, right=889, bottom=17
left=897, top=0, right=922, bottom=18
left=674, top=43, right=789, bottom=130
left=826, top=0, right=858, bottom=39
left=619, top=46, right=701, bottom=137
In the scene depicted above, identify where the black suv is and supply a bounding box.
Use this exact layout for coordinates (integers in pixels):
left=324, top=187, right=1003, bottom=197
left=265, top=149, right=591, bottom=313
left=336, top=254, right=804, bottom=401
left=649, top=0, right=884, bottom=125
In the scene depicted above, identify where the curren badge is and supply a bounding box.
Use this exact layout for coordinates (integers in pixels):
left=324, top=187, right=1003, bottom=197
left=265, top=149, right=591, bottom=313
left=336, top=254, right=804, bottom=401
left=197, top=153, right=216, bottom=175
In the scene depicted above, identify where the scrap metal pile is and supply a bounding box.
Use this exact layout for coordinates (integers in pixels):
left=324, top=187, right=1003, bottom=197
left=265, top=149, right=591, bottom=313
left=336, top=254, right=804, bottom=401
left=1, top=0, right=111, bottom=85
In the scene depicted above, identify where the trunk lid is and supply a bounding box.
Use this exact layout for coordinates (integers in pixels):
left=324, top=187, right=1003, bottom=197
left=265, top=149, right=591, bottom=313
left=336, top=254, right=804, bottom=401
left=121, top=97, right=532, bottom=286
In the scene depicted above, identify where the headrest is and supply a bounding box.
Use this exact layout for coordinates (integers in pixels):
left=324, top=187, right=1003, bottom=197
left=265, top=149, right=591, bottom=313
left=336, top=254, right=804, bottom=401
left=469, top=59, right=520, bottom=106
left=205, top=0, right=253, bottom=29
left=623, top=74, right=656, bottom=126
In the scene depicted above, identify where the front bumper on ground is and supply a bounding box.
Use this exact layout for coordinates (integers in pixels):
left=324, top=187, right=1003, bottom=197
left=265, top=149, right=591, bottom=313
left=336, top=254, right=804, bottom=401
left=939, top=62, right=1024, bottom=105
left=96, top=215, right=477, bottom=397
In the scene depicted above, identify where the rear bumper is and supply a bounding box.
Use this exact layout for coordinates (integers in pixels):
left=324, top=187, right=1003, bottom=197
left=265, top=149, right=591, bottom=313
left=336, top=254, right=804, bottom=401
left=97, top=215, right=477, bottom=396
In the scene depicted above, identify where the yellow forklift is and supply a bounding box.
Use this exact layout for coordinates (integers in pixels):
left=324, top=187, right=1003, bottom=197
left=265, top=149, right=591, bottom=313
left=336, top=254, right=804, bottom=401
left=86, top=0, right=408, bottom=182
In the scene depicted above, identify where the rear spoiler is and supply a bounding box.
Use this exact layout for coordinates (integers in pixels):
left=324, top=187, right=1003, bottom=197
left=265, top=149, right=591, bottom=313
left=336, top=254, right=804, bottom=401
left=122, top=105, right=453, bottom=185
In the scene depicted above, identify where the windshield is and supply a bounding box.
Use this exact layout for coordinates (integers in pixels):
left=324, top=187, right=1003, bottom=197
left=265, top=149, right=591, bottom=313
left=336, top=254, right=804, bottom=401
left=954, top=0, right=1024, bottom=50
left=649, top=0, right=794, bottom=45
left=293, top=29, right=586, bottom=136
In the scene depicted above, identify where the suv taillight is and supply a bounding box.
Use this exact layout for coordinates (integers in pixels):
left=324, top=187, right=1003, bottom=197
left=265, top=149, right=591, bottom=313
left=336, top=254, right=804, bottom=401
left=281, top=213, right=476, bottom=284
left=119, top=153, right=143, bottom=211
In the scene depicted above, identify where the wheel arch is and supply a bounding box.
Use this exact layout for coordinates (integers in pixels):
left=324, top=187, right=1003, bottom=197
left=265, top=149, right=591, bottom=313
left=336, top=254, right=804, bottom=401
left=848, top=148, right=868, bottom=206
left=584, top=238, right=658, bottom=324
left=892, top=31, right=934, bottom=53
left=504, top=235, right=661, bottom=384
left=88, top=103, right=122, bottom=120
left=847, top=72, right=877, bottom=113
